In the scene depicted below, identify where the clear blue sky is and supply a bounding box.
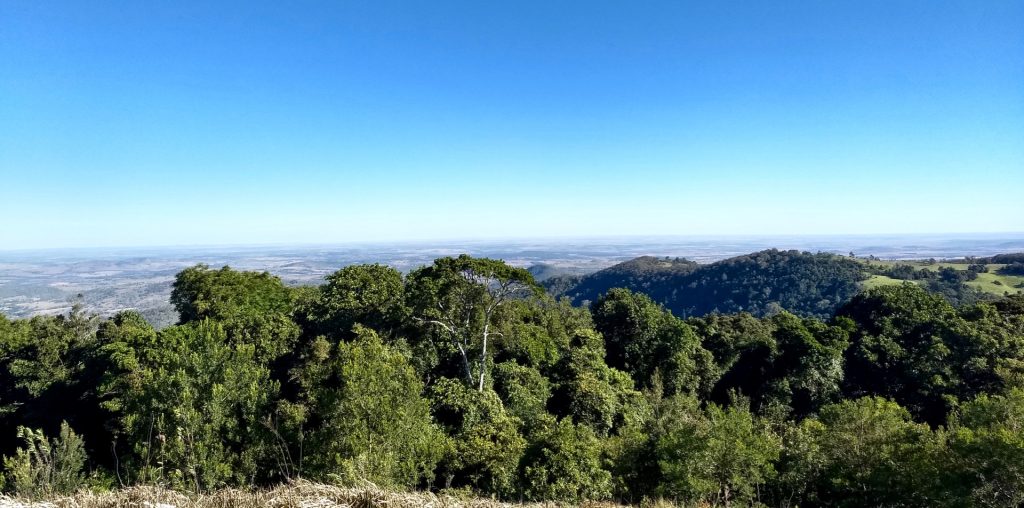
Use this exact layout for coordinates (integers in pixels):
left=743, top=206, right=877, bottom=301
left=2, top=1, right=1022, bottom=249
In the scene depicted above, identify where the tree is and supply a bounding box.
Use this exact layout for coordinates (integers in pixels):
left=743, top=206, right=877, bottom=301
left=592, top=288, right=716, bottom=397
left=295, top=325, right=446, bottom=488
left=427, top=377, right=526, bottom=496
left=772, top=418, right=829, bottom=507
left=492, top=361, right=552, bottom=433
left=764, top=312, right=849, bottom=416
left=997, top=263, right=1024, bottom=276
left=548, top=329, right=648, bottom=436
left=947, top=389, right=1024, bottom=506
left=407, top=255, right=540, bottom=391
left=655, top=397, right=781, bottom=507
left=171, top=264, right=294, bottom=324
left=0, top=306, right=101, bottom=464
left=689, top=312, right=777, bottom=407
left=840, top=284, right=1008, bottom=424
left=4, top=304, right=96, bottom=401
left=491, top=297, right=581, bottom=371
left=170, top=265, right=300, bottom=365
left=517, top=418, right=612, bottom=501
left=99, top=320, right=280, bottom=490
left=807, top=397, right=944, bottom=507
left=294, top=264, right=408, bottom=341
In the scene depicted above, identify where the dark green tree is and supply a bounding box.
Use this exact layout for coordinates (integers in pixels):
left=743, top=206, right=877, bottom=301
left=548, top=329, right=648, bottom=436
left=840, top=284, right=1009, bottom=424
left=763, top=312, right=850, bottom=416
left=171, top=265, right=294, bottom=324
left=592, top=288, right=716, bottom=397
left=294, top=264, right=408, bottom=341
left=0, top=306, right=102, bottom=463
left=517, top=418, right=612, bottom=501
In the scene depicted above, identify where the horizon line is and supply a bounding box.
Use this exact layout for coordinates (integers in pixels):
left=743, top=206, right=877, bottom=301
left=2, top=231, right=1024, bottom=255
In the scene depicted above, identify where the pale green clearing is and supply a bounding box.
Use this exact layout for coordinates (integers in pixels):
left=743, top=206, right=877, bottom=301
left=968, top=271, right=1024, bottom=296
left=858, top=260, right=1023, bottom=296
left=862, top=274, right=908, bottom=290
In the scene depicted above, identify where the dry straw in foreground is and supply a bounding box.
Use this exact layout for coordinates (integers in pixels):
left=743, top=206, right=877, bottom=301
left=0, top=481, right=633, bottom=508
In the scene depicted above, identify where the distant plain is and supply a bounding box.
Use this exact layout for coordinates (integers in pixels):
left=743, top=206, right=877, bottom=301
left=2, top=233, right=1022, bottom=328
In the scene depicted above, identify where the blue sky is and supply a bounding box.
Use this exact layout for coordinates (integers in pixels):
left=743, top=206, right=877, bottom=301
left=2, top=1, right=1022, bottom=249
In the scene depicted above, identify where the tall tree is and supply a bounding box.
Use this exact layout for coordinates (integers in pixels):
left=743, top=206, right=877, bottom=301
left=407, top=255, right=539, bottom=390
left=654, top=396, right=781, bottom=507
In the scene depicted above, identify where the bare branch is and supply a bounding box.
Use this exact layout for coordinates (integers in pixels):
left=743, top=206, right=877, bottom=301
left=413, top=317, right=457, bottom=336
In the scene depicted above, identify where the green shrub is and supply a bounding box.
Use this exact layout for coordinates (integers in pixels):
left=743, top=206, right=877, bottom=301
left=655, top=397, right=781, bottom=506
left=3, top=421, right=87, bottom=498
left=518, top=418, right=612, bottom=501
left=298, top=325, right=448, bottom=488
left=428, top=378, right=526, bottom=496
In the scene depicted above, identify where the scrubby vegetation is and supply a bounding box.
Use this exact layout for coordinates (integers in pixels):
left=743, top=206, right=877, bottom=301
left=2, top=253, right=1024, bottom=506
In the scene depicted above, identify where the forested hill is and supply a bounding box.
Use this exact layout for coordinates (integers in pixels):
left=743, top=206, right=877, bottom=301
left=546, top=249, right=866, bottom=319
left=542, top=256, right=698, bottom=302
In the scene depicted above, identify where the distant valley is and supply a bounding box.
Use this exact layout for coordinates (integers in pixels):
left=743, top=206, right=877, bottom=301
left=2, top=234, right=1023, bottom=328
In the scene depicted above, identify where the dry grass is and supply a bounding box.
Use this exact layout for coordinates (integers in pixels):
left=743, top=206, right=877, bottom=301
left=0, top=481, right=629, bottom=508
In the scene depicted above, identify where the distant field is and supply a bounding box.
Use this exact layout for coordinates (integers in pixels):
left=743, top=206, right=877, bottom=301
left=859, top=260, right=1024, bottom=296
left=968, top=271, right=1024, bottom=296
left=862, top=274, right=907, bottom=290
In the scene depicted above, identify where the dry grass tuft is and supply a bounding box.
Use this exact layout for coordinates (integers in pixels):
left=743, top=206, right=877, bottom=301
left=0, top=481, right=631, bottom=508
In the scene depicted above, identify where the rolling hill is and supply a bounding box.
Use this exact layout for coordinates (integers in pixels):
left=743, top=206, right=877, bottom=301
left=545, top=249, right=866, bottom=319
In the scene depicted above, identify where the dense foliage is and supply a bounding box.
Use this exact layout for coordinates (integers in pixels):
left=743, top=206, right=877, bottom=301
left=999, top=263, right=1024, bottom=276
left=2, top=255, right=1024, bottom=506
left=548, top=250, right=866, bottom=319
left=866, top=263, right=991, bottom=306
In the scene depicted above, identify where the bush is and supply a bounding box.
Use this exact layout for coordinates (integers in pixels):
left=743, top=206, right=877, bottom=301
left=428, top=378, right=526, bottom=496
left=298, top=326, right=447, bottom=488
left=655, top=397, right=781, bottom=506
left=517, top=418, right=611, bottom=501
left=948, top=389, right=1024, bottom=506
left=2, top=421, right=87, bottom=498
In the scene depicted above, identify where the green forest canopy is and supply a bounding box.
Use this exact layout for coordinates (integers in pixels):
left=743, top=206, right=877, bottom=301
left=0, top=252, right=1023, bottom=506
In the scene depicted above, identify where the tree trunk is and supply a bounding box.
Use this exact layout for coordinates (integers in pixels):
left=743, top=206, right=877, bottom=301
left=478, top=321, right=490, bottom=391
left=456, top=342, right=474, bottom=385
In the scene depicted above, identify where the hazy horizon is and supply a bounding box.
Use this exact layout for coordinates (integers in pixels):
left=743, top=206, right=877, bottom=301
left=2, top=231, right=1024, bottom=255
